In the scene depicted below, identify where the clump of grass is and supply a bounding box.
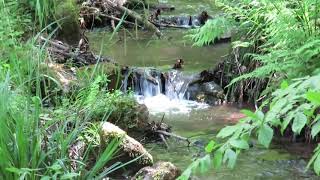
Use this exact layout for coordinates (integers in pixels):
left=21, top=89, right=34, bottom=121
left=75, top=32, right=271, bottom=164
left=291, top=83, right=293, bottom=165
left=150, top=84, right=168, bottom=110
left=0, top=1, right=137, bottom=179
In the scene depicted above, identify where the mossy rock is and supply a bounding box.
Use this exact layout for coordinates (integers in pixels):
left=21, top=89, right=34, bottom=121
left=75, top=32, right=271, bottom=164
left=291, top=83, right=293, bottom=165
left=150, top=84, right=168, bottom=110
left=100, top=122, right=153, bottom=172
left=133, top=161, right=181, bottom=180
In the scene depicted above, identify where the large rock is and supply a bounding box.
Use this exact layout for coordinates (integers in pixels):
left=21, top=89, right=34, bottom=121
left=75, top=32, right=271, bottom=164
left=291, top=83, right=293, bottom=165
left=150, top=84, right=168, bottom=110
left=100, top=122, right=153, bottom=172
left=186, top=81, right=224, bottom=105
left=108, top=102, right=151, bottom=135
left=133, top=162, right=181, bottom=180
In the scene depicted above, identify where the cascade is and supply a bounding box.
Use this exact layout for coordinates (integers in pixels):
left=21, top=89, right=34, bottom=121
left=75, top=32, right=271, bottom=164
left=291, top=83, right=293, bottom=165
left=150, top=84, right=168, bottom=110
left=122, top=68, right=208, bottom=114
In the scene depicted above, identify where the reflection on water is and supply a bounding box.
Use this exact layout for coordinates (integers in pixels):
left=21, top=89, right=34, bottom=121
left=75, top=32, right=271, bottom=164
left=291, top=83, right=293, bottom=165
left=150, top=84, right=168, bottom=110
left=87, top=29, right=230, bottom=73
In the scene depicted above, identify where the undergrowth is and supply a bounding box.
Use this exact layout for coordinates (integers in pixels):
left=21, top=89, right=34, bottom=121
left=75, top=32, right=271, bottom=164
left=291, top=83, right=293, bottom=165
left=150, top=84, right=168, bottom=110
left=0, top=0, right=137, bottom=179
left=180, top=0, right=320, bottom=178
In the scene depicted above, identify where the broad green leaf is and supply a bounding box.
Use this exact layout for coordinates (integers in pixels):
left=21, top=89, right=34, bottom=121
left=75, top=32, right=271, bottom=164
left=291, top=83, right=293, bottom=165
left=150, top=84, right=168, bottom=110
left=281, top=112, right=294, bottom=134
left=306, top=151, right=319, bottom=171
left=223, top=148, right=237, bottom=168
left=199, top=155, right=211, bottom=173
left=311, top=121, right=320, bottom=139
left=307, top=145, right=320, bottom=171
left=314, top=155, right=320, bottom=175
left=258, top=124, right=274, bottom=148
left=241, top=132, right=250, bottom=142
left=306, top=91, right=320, bottom=106
left=229, top=139, right=249, bottom=150
left=292, top=112, right=307, bottom=134
left=256, top=110, right=265, bottom=121
left=213, top=149, right=223, bottom=169
left=40, top=176, right=51, bottom=180
left=240, top=109, right=259, bottom=120
left=217, top=126, right=238, bottom=138
left=205, top=140, right=216, bottom=153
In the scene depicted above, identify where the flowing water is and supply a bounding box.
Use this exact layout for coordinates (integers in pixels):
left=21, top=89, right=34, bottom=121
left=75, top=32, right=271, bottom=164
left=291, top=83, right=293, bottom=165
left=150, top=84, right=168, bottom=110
left=146, top=108, right=317, bottom=180
left=88, top=1, right=318, bottom=179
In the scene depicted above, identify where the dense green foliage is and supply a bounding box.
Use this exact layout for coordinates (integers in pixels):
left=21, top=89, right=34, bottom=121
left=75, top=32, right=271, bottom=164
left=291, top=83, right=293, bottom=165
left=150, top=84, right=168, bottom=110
left=0, top=1, right=137, bottom=179
left=180, top=0, right=320, bottom=178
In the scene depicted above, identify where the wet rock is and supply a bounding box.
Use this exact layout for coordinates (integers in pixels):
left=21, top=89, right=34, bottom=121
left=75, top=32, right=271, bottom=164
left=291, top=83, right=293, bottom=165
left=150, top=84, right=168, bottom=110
left=133, top=104, right=150, bottom=131
left=101, top=122, right=153, bottom=172
left=186, top=81, right=224, bottom=105
left=107, top=102, right=151, bottom=135
left=133, top=162, right=181, bottom=180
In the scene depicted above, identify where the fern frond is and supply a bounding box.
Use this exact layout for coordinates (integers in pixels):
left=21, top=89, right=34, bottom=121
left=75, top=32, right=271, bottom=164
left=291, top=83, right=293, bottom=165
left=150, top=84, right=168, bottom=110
left=186, top=16, right=234, bottom=46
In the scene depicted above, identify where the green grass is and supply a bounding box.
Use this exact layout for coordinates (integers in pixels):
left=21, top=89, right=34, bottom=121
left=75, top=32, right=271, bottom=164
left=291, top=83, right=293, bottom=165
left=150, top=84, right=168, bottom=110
left=0, top=0, right=138, bottom=179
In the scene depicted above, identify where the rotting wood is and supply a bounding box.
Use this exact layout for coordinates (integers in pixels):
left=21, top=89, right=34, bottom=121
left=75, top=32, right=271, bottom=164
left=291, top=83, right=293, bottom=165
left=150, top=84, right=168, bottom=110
left=105, top=0, right=162, bottom=38
left=156, top=130, right=191, bottom=146
left=159, top=134, right=169, bottom=149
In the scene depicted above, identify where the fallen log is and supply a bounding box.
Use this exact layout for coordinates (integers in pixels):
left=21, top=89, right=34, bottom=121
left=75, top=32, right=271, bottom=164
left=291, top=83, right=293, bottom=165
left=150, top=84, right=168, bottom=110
left=106, top=0, right=162, bottom=38
left=159, top=134, right=169, bottom=149
left=80, top=6, right=141, bottom=27
left=156, top=130, right=191, bottom=146
left=40, top=36, right=70, bottom=51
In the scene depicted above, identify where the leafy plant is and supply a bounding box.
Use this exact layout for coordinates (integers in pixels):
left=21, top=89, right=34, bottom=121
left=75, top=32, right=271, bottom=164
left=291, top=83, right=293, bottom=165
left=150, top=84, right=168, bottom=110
left=186, top=16, right=234, bottom=46
left=180, top=74, right=320, bottom=179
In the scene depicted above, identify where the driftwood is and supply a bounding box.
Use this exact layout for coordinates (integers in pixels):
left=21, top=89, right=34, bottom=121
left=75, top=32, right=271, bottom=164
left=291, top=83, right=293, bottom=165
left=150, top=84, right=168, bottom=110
left=39, top=36, right=114, bottom=67
left=81, top=6, right=141, bottom=27
left=159, top=134, right=170, bottom=149
left=156, top=130, right=191, bottom=146
left=105, top=0, right=162, bottom=37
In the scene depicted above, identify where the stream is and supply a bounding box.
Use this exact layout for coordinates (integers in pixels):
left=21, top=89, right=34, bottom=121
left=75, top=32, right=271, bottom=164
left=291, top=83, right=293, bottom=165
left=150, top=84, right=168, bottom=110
left=87, top=1, right=318, bottom=179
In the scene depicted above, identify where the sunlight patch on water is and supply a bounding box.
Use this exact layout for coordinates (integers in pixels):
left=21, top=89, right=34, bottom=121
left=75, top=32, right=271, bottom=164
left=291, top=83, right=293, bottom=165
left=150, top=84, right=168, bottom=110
left=136, top=94, right=208, bottom=114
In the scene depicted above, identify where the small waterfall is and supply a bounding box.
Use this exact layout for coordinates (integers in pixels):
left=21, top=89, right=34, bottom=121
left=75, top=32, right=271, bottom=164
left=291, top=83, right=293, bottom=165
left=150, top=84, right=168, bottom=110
left=122, top=68, right=208, bottom=114
left=165, top=70, right=193, bottom=100
left=130, top=68, right=163, bottom=97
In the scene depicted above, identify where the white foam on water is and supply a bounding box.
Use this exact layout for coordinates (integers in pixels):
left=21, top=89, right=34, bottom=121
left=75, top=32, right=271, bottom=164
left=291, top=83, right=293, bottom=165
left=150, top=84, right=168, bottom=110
left=136, top=94, right=209, bottom=114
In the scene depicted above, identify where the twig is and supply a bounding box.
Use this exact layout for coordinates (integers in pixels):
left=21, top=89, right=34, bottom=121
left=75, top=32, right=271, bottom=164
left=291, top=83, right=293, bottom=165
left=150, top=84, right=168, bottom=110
left=99, top=13, right=140, bottom=27
left=105, top=0, right=162, bottom=38
left=156, top=130, right=191, bottom=146
left=40, top=36, right=70, bottom=51
left=160, top=113, right=165, bottom=123
left=159, top=134, right=169, bottom=149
